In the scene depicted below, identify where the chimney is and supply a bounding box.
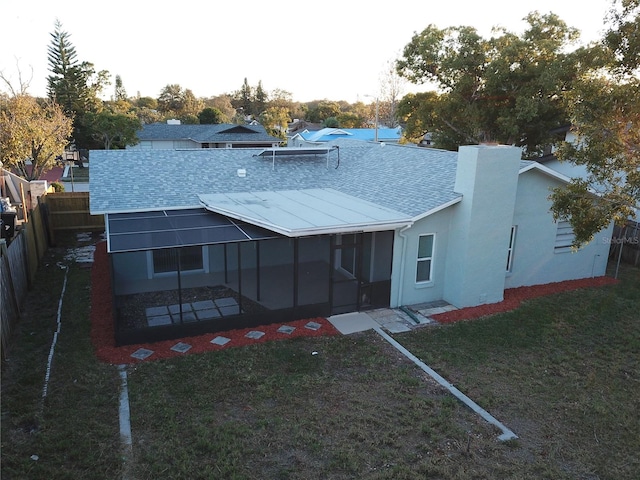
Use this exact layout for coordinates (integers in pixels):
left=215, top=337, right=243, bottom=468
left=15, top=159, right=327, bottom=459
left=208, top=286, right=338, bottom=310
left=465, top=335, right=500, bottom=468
left=443, top=145, right=521, bottom=307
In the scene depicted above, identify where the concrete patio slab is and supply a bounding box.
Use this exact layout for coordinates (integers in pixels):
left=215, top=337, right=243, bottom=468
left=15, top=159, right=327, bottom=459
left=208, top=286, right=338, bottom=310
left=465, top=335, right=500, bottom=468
left=192, top=300, right=216, bottom=311
left=195, top=308, right=221, bottom=320
left=215, top=297, right=238, bottom=307
left=328, top=312, right=379, bottom=334
left=147, top=315, right=172, bottom=327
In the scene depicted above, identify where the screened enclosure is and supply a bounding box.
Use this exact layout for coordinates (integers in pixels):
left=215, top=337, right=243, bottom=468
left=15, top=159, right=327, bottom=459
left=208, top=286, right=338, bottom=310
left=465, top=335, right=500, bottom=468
left=107, top=208, right=394, bottom=345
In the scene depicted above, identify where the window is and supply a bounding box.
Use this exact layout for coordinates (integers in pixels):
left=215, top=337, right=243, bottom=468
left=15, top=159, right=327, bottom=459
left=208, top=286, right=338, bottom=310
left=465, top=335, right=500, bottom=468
left=151, top=246, right=204, bottom=275
left=506, top=226, right=517, bottom=272
left=416, top=234, right=434, bottom=283
left=555, top=220, right=575, bottom=251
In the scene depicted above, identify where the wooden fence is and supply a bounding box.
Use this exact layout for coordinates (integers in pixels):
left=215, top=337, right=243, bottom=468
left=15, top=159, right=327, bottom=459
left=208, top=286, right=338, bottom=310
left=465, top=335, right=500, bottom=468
left=1, top=191, right=104, bottom=362
left=39, top=192, right=104, bottom=245
left=1, top=203, right=48, bottom=362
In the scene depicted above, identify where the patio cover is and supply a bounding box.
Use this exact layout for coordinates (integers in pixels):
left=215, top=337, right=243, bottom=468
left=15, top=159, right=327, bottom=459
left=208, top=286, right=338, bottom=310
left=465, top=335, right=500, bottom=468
left=198, top=188, right=413, bottom=237
left=106, top=208, right=280, bottom=253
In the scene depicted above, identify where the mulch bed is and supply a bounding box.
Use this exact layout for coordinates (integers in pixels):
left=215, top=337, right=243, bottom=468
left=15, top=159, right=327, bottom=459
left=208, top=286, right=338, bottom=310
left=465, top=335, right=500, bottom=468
left=431, top=276, right=619, bottom=324
left=90, top=242, right=339, bottom=365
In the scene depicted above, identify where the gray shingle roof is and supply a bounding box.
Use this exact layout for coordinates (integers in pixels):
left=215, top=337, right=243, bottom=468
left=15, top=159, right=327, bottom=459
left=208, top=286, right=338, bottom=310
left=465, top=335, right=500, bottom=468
left=137, top=123, right=281, bottom=143
left=90, top=139, right=509, bottom=217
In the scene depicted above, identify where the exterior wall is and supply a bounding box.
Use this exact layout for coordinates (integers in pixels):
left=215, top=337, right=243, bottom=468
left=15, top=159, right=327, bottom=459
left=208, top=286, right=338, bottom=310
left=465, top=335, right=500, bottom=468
left=390, top=207, right=453, bottom=307
left=505, top=169, right=613, bottom=288
left=127, top=139, right=198, bottom=150
left=443, top=145, right=521, bottom=307
left=541, top=158, right=590, bottom=180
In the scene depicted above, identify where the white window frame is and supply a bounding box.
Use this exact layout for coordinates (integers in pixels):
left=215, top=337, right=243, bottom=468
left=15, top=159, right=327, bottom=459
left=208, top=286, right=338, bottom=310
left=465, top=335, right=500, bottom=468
left=506, top=225, right=517, bottom=272
left=147, top=246, right=209, bottom=279
left=416, top=234, right=435, bottom=284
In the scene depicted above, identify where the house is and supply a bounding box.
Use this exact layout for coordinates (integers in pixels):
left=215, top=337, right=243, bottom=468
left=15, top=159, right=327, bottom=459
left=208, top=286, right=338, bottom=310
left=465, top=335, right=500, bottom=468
left=128, top=121, right=282, bottom=150
left=90, top=140, right=613, bottom=345
left=287, top=119, right=323, bottom=135
left=288, top=127, right=403, bottom=147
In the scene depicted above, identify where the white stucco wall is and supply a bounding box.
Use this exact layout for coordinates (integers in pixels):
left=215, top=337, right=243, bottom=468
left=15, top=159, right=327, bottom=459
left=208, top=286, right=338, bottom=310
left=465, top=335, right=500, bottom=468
left=505, top=169, right=613, bottom=288
left=443, top=145, right=521, bottom=308
left=390, top=207, right=454, bottom=308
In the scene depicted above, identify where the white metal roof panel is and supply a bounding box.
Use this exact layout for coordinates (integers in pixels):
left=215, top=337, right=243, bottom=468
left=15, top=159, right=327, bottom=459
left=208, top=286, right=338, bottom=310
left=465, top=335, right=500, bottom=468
left=199, top=188, right=412, bottom=237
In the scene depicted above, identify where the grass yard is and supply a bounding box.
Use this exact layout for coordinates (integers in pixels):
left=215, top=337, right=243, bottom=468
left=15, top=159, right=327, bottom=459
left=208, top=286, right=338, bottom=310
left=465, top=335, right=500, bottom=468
left=1, top=240, right=638, bottom=479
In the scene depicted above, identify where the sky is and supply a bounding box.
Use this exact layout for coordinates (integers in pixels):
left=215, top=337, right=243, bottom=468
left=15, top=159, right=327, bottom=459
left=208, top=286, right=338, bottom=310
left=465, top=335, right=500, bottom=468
left=1, top=0, right=611, bottom=104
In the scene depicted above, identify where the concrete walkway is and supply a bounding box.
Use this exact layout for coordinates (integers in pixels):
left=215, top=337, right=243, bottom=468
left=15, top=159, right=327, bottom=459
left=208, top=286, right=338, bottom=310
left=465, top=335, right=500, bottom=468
left=328, top=301, right=457, bottom=335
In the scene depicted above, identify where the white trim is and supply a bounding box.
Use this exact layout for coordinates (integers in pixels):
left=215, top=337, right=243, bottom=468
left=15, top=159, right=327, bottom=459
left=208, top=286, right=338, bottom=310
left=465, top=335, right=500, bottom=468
left=519, top=162, right=572, bottom=184
left=415, top=233, right=435, bottom=284
left=411, top=197, right=463, bottom=222
left=506, top=225, right=517, bottom=272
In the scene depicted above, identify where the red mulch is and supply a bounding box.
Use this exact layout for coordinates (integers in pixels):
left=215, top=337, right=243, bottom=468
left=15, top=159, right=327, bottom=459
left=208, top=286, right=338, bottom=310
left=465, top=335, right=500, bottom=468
left=431, top=276, right=619, bottom=324
left=90, top=242, right=339, bottom=365
left=90, top=241, right=619, bottom=364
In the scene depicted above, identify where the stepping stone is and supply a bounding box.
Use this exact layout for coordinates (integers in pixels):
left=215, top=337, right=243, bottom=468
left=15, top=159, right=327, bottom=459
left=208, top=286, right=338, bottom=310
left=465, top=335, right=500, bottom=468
left=168, top=303, right=193, bottom=315
left=210, top=336, right=231, bottom=346
left=196, top=308, right=221, bottom=320
left=146, top=306, right=169, bottom=317
left=245, top=330, right=265, bottom=340
left=131, top=348, right=154, bottom=360
left=305, top=321, right=322, bottom=331
left=170, top=342, right=192, bottom=353
left=215, top=297, right=238, bottom=307
left=277, top=325, right=296, bottom=335
left=147, top=315, right=172, bottom=327
left=219, top=305, right=240, bottom=316
left=191, top=300, right=216, bottom=311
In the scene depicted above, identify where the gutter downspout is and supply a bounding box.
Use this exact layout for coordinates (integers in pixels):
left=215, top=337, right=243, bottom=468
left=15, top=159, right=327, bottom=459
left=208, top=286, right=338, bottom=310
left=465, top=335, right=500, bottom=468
left=396, top=224, right=412, bottom=308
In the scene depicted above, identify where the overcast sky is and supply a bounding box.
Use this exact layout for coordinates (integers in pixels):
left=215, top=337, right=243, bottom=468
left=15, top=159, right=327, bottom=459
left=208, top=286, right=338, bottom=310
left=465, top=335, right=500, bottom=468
left=1, top=0, right=611, bottom=104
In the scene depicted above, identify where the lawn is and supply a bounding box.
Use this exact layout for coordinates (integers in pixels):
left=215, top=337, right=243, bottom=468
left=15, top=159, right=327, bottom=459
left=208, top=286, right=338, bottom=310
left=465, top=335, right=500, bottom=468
left=1, top=240, right=638, bottom=479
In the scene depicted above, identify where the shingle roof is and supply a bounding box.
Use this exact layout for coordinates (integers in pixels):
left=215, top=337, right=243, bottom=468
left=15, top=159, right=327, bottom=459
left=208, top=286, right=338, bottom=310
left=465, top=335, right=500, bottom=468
left=137, top=123, right=281, bottom=143
left=90, top=139, right=464, bottom=217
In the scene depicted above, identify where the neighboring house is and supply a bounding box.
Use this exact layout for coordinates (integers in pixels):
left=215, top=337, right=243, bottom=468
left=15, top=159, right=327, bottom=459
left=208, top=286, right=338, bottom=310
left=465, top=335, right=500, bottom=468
left=90, top=140, right=612, bottom=345
left=288, top=127, right=403, bottom=147
left=287, top=120, right=323, bottom=135
left=128, top=121, right=282, bottom=150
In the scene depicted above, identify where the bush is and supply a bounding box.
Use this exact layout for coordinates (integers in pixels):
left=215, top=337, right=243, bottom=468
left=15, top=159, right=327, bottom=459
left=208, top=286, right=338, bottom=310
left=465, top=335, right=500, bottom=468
left=51, top=182, right=65, bottom=192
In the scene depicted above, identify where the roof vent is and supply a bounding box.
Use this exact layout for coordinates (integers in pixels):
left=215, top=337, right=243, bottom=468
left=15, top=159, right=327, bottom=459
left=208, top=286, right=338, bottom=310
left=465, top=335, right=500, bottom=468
left=237, top=168, right=247, bottom=178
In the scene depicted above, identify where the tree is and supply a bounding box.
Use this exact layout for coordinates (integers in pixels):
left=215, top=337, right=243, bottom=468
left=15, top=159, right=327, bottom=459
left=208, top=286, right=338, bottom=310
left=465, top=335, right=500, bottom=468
left=378, top=58, right=405, bottom=128
left=82, top=110, right=141, bottom=149
left=549, top=0, right=640, bottom=247
left=254, top=80, right=267, bottom=116
left=114, top=74, right=127, bottom=101
left=396, top=12, right=582, bottom=156
left=47, top=20, right=109, bottom=116
left=47, top=20, right=110, bottom=149
left=234, top=78, right=253, bottom=117
left=337, top=112, right=365, bottom=128
left=198, top=107, right=224, bottom=124
left=396, top=91, right=440, bottom=143
left=306, top=101, right=341, bottom=123
left=157, top=84, right=185, bottom=114
left=0, top=94, right=73, bottom=180
left=202, top=94, right=235, bottom=122
left=259, top=106, right=289, bottom=139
